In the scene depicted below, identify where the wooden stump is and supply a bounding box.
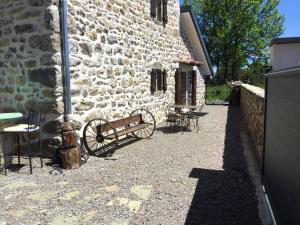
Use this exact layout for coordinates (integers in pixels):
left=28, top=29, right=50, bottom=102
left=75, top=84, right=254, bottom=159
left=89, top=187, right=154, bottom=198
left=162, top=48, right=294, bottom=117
left=60, top=147, right=81, bottom=169
left=59, top=122, right=81, bottom=170
left=62, top=131, right=77, bottom=149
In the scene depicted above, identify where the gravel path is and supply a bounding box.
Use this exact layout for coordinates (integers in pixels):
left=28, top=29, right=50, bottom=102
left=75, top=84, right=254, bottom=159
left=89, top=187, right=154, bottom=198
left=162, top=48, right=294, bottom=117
left=0, top=105, right=262, bottom=225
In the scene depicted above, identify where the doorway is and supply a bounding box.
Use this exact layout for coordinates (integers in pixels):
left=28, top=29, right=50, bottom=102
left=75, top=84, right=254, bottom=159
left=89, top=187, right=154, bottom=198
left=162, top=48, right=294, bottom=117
left=175, top=65, right=197, bottom=106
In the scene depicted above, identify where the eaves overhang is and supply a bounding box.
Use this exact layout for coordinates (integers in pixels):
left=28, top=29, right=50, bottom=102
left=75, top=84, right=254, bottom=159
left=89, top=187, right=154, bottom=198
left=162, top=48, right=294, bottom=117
left=180, top=6, right=214, bottom=76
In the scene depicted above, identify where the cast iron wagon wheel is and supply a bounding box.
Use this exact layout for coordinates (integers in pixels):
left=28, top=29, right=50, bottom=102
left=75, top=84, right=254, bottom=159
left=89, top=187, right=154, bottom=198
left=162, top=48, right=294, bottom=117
left=83, top=118, right=118, bottom=156
left=129, top=108, right=156, bottom=139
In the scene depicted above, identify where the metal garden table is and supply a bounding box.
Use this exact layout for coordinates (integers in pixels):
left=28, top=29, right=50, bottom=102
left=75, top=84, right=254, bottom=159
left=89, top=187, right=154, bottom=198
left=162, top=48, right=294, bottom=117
left=173, top=105, right=201, bottom=132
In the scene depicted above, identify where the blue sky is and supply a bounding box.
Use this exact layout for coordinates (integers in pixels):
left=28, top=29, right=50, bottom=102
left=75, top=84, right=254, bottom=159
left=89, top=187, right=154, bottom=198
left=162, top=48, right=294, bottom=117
left=179, top=0, right=300, bottom=37
left=278, top=0, right=300, bottom=37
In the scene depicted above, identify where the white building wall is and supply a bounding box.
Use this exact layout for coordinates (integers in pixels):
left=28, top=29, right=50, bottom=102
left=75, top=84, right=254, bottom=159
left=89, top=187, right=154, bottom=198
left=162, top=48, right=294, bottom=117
left=271, top=43, right=300, bottom=71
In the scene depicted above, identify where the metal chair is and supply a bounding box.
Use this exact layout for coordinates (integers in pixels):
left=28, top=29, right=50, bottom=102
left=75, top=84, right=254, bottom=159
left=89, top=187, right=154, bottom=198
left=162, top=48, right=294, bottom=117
left=2, top=112, right=42, bottom=174
left=165, top=105, right=183, bottom=132
left=186, top=104, right=204, bottom=132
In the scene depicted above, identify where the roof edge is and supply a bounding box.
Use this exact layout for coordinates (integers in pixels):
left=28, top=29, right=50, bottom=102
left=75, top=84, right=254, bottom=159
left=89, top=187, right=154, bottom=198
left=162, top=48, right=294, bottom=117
left=180, top=6, right=214, bottom=76
left=271, top=37, right=300, bottom=46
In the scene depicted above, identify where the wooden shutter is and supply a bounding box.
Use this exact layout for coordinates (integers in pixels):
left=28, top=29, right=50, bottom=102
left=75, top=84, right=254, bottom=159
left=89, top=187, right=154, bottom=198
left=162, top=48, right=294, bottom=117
left=157, top=69, right=162, bottom=91
left=151, top=69, right=157, bottom=94
left=157, top=0, right=162, bottom=21
left=162, top=0, right=168, bottom=24
left=150, top=0, right=156, bottom=18
left=175, top=69, right=183, bottom=105
left=162, top=70, right=167, bottom=92
left=191, top=70, right=197, bottom=106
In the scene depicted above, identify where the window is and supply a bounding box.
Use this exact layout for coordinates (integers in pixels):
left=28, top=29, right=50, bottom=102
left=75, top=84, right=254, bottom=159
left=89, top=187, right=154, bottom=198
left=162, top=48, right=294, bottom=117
left=175, top=69, right=197, bottom=105
left=151, top=69, right=167, bottom=94
left=150, top=0, right=168, bottom=24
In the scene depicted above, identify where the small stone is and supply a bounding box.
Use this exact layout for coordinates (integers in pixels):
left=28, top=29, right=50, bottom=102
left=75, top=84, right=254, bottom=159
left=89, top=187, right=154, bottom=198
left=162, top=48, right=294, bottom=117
left=16, top=76, right=26, bottom=85
left=42, top=89, right=55, bottom=98
left=130, top=185, right=152, bottom=200
left=28, top=68, right=57, bottom=88
left=104, top=185, right=119, bottom=193
left=15, top=94, right=24, bottom=101
left=29, top=34, right=53, bottom=51
left=28, top=0, right=45, bottom=6
left=14, top=24, right=35, bottom=34
left=107, top=34, right=117, bottom=45
left=127, top=201, right=142, bottom=213
left=19, top=10, right=41, bottom=19
left=25, top=60, right=37, bottom=68
left=59, top=191, right=80, bottom=201
left=43, top=120, right=61, bottom=134
left=79, top=42, right=93, bottom=56
left=40, top=54, right=55, bottom=66
left=0, top=39, right=10, bottom=48
left=75, top=100, right=95, bottom=111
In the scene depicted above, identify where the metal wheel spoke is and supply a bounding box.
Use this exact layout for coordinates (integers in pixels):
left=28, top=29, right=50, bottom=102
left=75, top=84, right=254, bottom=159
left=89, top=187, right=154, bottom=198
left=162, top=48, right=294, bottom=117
left=90, top=141, right=97, bottom=151
left=85, top=135, right=96, bottom=138
left=87, top=129, right=97, bottom=136
left=90, top=121, right=97, bottom=134
left=138, top=129, right=143, bottom=138
left=143, top=128, right=150, bottom=137
left=144, top=127, right=152, bottom=136
left=86, top=139, right=97, bottom=144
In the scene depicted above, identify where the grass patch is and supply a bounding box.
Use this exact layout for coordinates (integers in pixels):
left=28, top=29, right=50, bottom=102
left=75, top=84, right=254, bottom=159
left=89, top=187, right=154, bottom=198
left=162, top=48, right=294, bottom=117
left=206, top=84, right=231, bottom=101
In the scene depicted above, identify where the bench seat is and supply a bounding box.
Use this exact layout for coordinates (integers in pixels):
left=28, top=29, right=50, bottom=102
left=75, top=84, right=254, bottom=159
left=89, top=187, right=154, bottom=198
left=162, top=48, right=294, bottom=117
left=105, top=123, right=152, bottom=139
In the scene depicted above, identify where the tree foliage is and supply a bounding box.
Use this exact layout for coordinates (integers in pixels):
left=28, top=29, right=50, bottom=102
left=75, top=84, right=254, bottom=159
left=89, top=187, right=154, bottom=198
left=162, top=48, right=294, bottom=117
left=184, top=0, right=284, bottom=81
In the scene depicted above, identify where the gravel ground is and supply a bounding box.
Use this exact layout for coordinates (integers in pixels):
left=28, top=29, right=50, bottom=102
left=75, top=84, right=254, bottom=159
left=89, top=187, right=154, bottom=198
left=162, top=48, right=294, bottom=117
left=0, top=105, right=263, bottom=225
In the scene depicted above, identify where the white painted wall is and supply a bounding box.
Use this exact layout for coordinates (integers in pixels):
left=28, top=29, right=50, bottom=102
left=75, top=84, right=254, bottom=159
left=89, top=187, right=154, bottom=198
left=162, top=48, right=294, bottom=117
left=271, top=43, right=300, bottom=71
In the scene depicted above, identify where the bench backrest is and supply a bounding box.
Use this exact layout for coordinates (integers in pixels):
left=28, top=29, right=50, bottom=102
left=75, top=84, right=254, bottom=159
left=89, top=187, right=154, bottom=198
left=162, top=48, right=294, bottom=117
left=99, top=114, right=143, bottom=132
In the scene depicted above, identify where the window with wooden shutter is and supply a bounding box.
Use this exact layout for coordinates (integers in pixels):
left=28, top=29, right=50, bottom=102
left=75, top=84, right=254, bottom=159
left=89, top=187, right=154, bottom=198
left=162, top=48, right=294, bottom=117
left=150, top=0, right=166, bottom=23
left=162, top=70, right=167, bottom=92
left=151, top=69, right=167, bottom=94
left=151, top=69, right=157, bottom=94
left=150, top=0, right=156, bottom=18
left=191, top=70, right=197, bottom=106
left=162, top=0, right=168, bottom=24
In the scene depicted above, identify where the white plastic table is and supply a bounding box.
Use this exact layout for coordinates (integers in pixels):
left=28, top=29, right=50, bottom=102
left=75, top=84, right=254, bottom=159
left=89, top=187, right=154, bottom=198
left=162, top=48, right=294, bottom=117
left=0, top=112, right=23, bottom=121
left=0, top=112, right=23, bottom=171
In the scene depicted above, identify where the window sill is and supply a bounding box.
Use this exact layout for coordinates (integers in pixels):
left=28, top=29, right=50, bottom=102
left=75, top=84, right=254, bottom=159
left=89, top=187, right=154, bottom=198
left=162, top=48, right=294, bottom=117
left=153, top=91, right=165, bottom=97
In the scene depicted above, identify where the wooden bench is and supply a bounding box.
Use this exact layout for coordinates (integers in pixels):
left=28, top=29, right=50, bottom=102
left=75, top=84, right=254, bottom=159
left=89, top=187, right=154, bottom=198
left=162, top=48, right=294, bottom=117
left=82, top=109, right=156, bottom=155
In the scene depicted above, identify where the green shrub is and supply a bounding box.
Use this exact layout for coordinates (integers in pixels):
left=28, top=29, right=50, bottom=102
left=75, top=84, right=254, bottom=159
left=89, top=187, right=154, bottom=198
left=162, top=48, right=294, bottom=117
left=206, top=84, right=231, bottom=101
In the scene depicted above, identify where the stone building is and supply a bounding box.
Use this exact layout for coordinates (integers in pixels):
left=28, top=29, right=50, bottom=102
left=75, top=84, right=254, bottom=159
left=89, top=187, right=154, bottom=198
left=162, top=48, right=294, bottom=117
left=0, top=0, right=213, bottom=152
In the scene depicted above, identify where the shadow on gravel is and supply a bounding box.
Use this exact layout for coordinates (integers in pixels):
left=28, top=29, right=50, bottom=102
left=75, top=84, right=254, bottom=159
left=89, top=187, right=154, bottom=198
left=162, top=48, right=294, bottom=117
left=92, top=136, right=142, bottom=157
left=185, top=106, right=262, bottom=225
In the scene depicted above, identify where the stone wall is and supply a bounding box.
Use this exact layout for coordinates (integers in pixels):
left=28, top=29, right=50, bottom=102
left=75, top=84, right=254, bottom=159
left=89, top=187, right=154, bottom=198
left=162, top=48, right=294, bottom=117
left=0, top=0, right=206, bottom=155
left=0, top=0, right=63, bottom=153
left=67, top=0, right=206, bottom=129
left=240, top=84, right=265, bottom=167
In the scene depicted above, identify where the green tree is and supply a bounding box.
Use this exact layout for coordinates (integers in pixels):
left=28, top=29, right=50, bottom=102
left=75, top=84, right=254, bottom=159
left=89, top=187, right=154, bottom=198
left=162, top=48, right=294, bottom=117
left=184, top=0, right=284, bottom=81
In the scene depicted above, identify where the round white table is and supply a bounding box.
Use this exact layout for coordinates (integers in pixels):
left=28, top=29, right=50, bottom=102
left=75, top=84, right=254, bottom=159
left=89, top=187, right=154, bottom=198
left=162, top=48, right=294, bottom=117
left=0, top=112, right=23, bottom=172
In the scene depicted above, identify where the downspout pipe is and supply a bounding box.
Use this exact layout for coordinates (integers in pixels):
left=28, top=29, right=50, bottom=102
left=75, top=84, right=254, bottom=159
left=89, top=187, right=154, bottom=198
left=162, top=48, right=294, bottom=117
left=60, top=0, right=72, bottom=122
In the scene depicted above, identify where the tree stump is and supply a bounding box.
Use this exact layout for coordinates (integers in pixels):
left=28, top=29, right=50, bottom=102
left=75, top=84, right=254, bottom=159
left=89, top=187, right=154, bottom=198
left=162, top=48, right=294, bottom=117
left=59, top=122, right=81, bottom=169
left=60, top=147, right=81, bottom=169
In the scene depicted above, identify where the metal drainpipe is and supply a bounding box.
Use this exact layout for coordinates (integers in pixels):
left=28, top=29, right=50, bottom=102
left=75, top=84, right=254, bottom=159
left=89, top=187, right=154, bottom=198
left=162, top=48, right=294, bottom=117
left=60, top=0, right=72, bottom=122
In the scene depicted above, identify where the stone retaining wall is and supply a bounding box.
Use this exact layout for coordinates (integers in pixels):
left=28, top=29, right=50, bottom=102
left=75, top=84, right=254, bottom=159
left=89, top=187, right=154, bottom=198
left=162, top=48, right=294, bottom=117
left=240, top=84, right=265, bottom=168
